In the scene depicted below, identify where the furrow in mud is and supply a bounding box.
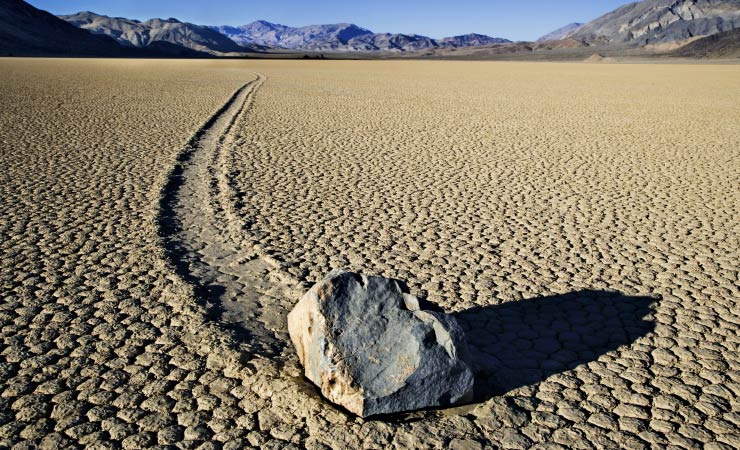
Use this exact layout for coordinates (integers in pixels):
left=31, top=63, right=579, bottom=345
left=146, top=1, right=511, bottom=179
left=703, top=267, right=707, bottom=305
left=158, top=73, right=299, bottom=358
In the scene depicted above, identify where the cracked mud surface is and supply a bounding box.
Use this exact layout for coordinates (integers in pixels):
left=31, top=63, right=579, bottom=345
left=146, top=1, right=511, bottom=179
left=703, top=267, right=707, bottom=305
left=2, top=58, right=740, bottom=449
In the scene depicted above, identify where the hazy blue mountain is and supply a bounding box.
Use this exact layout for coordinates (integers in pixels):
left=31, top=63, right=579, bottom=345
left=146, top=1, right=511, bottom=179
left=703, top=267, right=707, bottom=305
left=537, top=23, right=584, bottom=42
left=347, top=33, right=439, bottom=51
left=60, top=11, right=259, bottom=54
left=571, top=0, right=740, bottom=45
left=211, top=21, right=372, bottom=49
left=438, top=33, right=512, bottom=47
left=211, top=20, right=510, bottom=52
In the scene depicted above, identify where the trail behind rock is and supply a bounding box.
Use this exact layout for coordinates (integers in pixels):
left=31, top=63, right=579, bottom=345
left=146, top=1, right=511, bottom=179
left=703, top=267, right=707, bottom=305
left=158, top=73, right=302, bottom=358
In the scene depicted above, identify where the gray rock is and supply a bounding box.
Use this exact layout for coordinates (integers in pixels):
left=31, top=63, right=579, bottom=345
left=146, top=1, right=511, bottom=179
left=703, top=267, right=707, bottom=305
left=288, top=270, right=474, bottom=417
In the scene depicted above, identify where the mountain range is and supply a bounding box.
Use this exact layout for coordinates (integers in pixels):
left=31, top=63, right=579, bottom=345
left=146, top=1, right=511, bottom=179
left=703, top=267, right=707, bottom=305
left=210, top=21, right=510, bottom=52
left=2, top=0, right=740, bottom=58
left=60, top=11, right=260, bottom=55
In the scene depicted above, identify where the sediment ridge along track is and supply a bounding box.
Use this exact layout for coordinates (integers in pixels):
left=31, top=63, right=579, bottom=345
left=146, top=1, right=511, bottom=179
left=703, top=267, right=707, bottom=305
left=158, top=73, right=301, bottom=359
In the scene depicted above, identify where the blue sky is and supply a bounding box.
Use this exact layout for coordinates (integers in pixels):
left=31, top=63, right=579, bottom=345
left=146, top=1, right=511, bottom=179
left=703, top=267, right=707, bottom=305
left=30, top=0, right=629, bottom=41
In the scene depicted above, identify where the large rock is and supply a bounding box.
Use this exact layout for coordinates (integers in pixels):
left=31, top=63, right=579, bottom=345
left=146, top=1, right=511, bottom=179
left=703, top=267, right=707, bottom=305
left=288, top=270, right=474, bottom=417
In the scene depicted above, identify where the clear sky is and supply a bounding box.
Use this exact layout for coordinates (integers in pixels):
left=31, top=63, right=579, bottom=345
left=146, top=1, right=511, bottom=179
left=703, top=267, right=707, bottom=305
left=29, top=0, right=630, bottom=41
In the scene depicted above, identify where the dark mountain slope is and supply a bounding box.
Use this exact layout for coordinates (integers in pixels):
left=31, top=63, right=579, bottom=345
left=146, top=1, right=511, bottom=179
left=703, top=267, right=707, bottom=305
left=674, top=26, right=740, bottom=56
left=0, top=0, right=131, bottom=56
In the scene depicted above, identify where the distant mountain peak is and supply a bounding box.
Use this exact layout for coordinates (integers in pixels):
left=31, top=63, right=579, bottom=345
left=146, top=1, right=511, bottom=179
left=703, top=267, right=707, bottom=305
left=60, top=11, right=258, bottom=54
left=439, top=33, right=512, bottom=48
left=211, top=20, right=509, bottom=52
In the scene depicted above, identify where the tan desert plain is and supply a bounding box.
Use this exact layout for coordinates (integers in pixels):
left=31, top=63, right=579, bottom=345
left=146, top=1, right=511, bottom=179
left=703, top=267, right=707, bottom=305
left=1, top=58, right=740, bottom=449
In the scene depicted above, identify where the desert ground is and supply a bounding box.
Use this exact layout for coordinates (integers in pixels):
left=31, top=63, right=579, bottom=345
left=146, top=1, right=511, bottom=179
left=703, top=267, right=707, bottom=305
left=1, top=58, right=739, bottom=449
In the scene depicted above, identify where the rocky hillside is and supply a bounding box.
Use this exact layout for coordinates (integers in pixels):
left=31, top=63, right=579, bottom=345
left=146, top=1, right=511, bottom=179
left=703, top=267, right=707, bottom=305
left=571, top=0, right=740, bottom=45
left=211, top=20, right=509, bottom=52
left=61, top=11, right=259, bottom=55
left=211, top=21, right=371, bottom=50
left=537, top=23, right=584, bottom=42
left=0, top=0, right=133, bottom=56
left=674, top=26, right=740, bottom=56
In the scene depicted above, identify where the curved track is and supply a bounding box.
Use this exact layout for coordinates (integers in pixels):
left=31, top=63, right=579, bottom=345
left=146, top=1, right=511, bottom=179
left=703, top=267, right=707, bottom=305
left=158, top=73, right=299, bottom=358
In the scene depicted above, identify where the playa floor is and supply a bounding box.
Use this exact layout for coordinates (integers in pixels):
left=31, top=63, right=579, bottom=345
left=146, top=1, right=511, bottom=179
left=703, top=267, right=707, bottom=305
left=1, top=58, right=739, bottom=449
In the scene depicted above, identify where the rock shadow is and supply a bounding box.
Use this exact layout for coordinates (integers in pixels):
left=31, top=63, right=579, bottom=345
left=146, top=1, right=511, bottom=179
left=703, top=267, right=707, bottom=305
left=453, top=290, right=657, bottom=401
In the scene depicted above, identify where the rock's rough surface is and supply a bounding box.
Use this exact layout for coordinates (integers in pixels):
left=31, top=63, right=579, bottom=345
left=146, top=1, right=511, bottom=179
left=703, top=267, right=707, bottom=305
left=288, top=270, right=474, bottom=417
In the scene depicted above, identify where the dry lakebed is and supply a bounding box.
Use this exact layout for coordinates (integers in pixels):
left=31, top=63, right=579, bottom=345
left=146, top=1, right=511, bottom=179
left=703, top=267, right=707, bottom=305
left=1, top=58, right=739, bottom=449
